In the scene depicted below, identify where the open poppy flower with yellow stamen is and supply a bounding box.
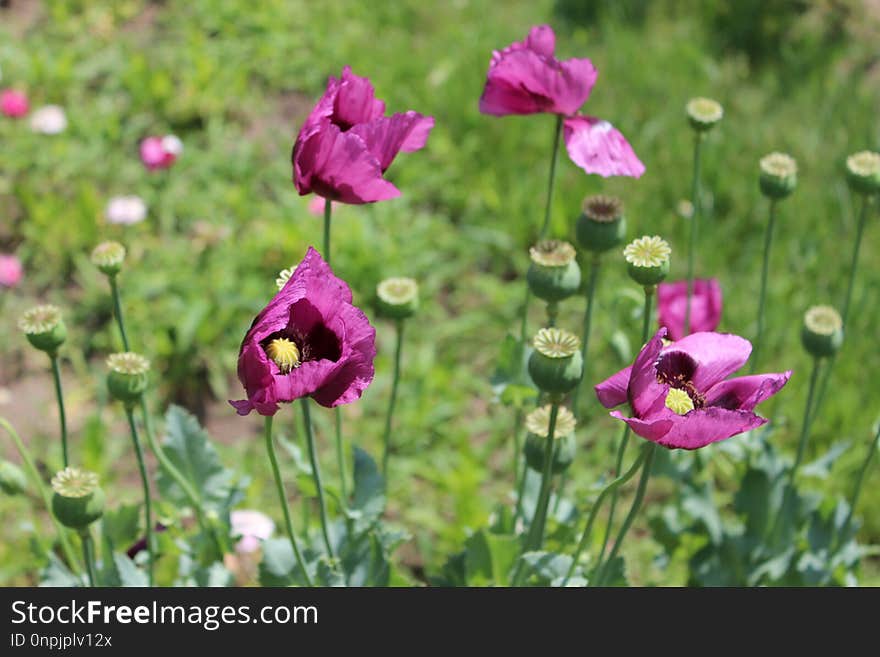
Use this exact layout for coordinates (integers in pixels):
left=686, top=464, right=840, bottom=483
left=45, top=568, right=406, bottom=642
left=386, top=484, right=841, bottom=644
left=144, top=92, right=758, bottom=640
left=229, top=247, right=376, bottom=416
left=595, top=328, right=791, bottom=449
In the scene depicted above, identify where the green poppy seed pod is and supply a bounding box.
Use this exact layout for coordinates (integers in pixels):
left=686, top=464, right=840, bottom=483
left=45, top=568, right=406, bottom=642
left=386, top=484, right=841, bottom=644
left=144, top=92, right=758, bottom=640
left=51, top=467, right=105, bottom=531
left=686, top=97, right=723, bottom=132
left=90, top=240, right=126, bottom=277
left=845, top=151, right=880, bottom=196
left=0, top=460, right=28, bottom=496
left=801, top=305, right=843, bottom=359
left=18, top=305, right=66, bottom=355
left=576, top=195, right=626, bottom=253
left=523, top=405, right=577, bottom=474
left=106, top=352, right=150, bottom=406
left=623, top=236, right=671, bottom=287
left=759, top=152, right=797, bottom=199
left=528, top=328, right=583, bottom=395
left=526, top=240, right=581, bottom=302
left=375, top=277, right=419, bottom=320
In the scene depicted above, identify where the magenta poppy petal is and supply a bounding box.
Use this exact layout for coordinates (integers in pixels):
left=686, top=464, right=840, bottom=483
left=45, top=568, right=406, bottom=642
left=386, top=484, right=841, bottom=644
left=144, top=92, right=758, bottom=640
left=563, top=115, right=645, bottom=178
left=350, top=112, right=435, bottom=172
left=671, top=332, right=753, bottom=391
left=628, top=328, right=669, bottom=416
left=595, top=365, right=632, bottom=409
left=705, top=370, right=792, bottom=412
left=653, top=408, right=768, bottom=450
left=523, top=24, right=555, bottom=57
left=657, top=278, right=723, bottom=340
left=333, top=66, right=386, bottom=129
left=610, top=410, right=675, bottom=442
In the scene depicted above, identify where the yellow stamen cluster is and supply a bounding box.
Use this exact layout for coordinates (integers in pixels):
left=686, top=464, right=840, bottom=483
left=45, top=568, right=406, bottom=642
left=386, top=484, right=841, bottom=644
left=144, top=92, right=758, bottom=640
left=529, top=240, right=576, bottom=267
left=623, top=236, right=671, bottom=268
left=525, top=404, right=577, bottom=438
left=665, top=388, right=695, bottom=416
left=533, top=328, right=580, bottom=358
left=266, top=338, right=301, bottom=374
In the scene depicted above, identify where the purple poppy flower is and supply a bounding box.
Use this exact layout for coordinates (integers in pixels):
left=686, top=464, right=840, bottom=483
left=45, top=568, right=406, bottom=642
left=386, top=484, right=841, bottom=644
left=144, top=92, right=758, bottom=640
left=229, top=247, right=376, bottom=416
left=657, top=278, right=723, bottom=340
left=292, top=66, right=434, bottom=204
left=595, top=329, right=791, bottom=450
left=478, top=25, right=644, bottom=178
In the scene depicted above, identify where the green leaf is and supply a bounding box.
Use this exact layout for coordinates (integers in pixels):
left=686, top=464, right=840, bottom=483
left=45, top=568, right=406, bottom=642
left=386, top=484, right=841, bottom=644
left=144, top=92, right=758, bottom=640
left=39, top=553, right=83, bottom=587
left=258, top=538, right=312, bottom=586
left=464, top=530, right=520, bottom=586
left=351, top=447, right=385, bottom=527
left=491, top=336, right=536, bottom=405
left=112, top=553, right=149, bottom=587
left=101, top=504, right=142, bottom=548
left=520, top=551, right=580, bottom=585
left=192, top=562, right=233, bottom=587
left=734, top=468, right=772, bottom=537
left=158, top=405, right=237, bottom=513
left=801, top=441, right=851, bottom=479
left=500, top=384, right=538, bottom=408
left=597, top=556, right=627, bottom=587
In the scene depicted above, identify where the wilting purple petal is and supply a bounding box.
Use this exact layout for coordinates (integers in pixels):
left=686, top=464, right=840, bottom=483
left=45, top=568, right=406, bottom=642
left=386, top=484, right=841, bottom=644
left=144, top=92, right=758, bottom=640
left=672, top=332, right=752, bottom=392
left=595, top=365, right=632, bottom=409
left=705, top=371, right=793, bottom=412
left=563, top=115, right=645, bottom=178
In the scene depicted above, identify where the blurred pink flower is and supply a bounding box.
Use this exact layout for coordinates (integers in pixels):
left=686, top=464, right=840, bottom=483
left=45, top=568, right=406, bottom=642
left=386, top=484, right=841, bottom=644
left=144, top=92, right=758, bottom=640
left=230, top=510, right=275, bottom=554
left=657, top=278, right=723, bottom=340
left=0, top=254, right=23, bottom=288
left=1, top=89, right=29, bottom=118
left=139, top=134, right=182, bottom=171
left=292, top=66, right=434, bottom=204
left=479, top=25, right=644, bottom=178
left=29, top=105, right=67, bottom=134
left=307, top=196, right=340, bottom=217
left=105, top=196, right=147, bottom=225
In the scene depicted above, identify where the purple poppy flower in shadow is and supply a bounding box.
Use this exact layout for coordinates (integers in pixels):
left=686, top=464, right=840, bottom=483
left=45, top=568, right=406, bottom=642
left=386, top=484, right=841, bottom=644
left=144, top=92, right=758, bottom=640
left=657, top=278, right=723, bottom=340
left=229, top=247, right=376, bottom=416
left=292, top=66, right=434, bottom=204
left=478, top=25, right=643, bottom=178
left=595, top=328, right=791, bottom=450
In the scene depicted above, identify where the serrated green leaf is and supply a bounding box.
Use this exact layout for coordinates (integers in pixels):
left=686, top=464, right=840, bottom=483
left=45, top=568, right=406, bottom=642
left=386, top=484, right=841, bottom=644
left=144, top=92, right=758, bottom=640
left=351, top=447, right=385, bottom=526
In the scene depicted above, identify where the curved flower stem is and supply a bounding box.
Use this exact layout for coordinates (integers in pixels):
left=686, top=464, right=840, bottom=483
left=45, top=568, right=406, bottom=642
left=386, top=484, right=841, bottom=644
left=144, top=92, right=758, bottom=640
left=301, top=400, right=335, bottom=561
left=0, top=417, right=81, bottom=572
left=684, top=133, right=704, bottom=337
left=512, top=410, right=527, bottom=522
left=124, top=406, right=154, bottom=586
left=595, top=285, right=653, bottom=573
left=80, top=530, right=98, bottom=587
left=382, top=319, right=404, bottom=480
left=49, top=354, right=69, bottom=468
left=563, top=444, right=648, bottom=584
left=109, top=275, right=130, bottom=351
left=334, top=409, right=348, bottom=506
left=771, top=356, right=822, bottom=542
left=539, top=115, right=563, bottom=239
left=837, top=421, right=880, bottom=547
left=572, top=256, right=602, bottom=419
left=264, top=415, right=313, bottom=586
left=813, top=195, right=873, bottom=417
left=594, top=443, right=657, bottom=586
left=752, top=200, right=777, bottom=372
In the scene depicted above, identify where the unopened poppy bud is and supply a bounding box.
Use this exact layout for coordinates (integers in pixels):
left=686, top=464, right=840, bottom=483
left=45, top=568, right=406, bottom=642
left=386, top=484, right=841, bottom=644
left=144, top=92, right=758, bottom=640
left=523, top=405, right=577, bottom=474
left=845, top=151, right=880, bottom=196
left=528, top=328, right=583, bottom=395
left=801, top=305, right=843, bottom=359
left=759, top=152, right=797, bottom=199
left=623, top=236, right=671, bottom=287
left=686, top=97, right=723, bottom=132
left=527, top=240, right=581, bottom=302
left=375, top=277, right=419, bottom=320
left=0, top=460, right=28, bottom=496
left=18, top=305, right=66, bottom=355
left=51, top=467, right=104, bottom=531
left=576, top=195, right=626, bottom=253
left=106, top=352, right=150, bottom=406
left=90, top=241, right=126, bottom=277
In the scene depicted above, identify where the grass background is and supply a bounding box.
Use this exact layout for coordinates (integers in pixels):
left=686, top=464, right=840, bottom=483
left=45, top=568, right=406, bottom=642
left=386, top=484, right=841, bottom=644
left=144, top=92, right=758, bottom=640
left=1, top=0, right=878, bottom=585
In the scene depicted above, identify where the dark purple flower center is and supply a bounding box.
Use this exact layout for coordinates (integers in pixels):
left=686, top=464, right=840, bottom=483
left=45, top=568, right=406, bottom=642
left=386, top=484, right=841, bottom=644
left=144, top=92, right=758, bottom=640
left=655, top=350, right=705, bottom=408
left=260, top=299, right=342, bottom=372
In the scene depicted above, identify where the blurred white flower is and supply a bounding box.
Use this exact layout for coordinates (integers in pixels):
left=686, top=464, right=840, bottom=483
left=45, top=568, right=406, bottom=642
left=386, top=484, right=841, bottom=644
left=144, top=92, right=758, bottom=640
left=29, top=105, right=67, bottom=135
left=105, top=196, right=147, bottom=225
left=161, top=134, right=183, bottom=156
left=230, top=509, right=274, bottom=554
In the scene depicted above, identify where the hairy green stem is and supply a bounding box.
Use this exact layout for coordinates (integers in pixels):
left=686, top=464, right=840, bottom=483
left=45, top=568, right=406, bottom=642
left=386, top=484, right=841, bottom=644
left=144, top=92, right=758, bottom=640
left=301, top=400, right=335, bottom=560
left=564, top=444, right=648, bottom=583
left=752, top=200, right=777, bottom=371
left=594, top=443, right=657, bottom=586
left=382, top=319, right=405, bottom=480
left=838, top=421, right=880, bottom=545
left=0, top=417, right=81, bottom=572
left=109, top=275, right=130, bottom=351
left=264, top=415, right=313, bottom=586
left=125, top=406, right=154, bottom=586
left=538, top=115, right=563, bottom=239
left=334, top=409, right=348, bottom=506
left=524, top=403, right=560, bottom=553
left=572, top=256, right=602, bottom=418
left=684, top=134, right=704, bottom=336
left=80, top=531, right=98, bottom=587
left=49, top=355, right=69, bottom=468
